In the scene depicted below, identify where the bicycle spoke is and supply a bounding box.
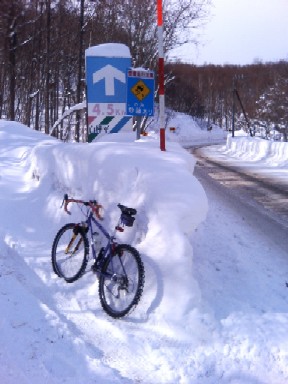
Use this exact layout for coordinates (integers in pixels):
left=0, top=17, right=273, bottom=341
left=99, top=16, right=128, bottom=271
left=51, top=223, right=88, bottom=282
left=65, top=234, right=77, bottom=253
left=99, top=244, right=144, bottom=318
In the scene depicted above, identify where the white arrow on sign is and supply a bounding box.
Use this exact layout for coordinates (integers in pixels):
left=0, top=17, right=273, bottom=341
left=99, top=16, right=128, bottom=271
left=93, top=64, right=126, bottom=96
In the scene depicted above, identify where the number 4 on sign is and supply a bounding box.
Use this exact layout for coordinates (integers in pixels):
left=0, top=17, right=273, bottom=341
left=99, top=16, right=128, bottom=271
left=92, top=104, right=101, bottom=114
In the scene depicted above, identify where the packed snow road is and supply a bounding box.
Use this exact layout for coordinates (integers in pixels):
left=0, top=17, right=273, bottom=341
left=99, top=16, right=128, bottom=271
left=190, top=146, right=288, bottom=322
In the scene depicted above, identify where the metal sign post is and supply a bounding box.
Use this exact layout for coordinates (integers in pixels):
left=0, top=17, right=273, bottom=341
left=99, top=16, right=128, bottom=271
left=157, top=0, right=166, bottom=151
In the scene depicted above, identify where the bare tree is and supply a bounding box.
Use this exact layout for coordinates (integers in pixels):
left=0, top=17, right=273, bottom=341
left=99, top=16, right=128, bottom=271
left=0, top=0, right=212, bottom=139
left=256, top=74, right=288, bottom=141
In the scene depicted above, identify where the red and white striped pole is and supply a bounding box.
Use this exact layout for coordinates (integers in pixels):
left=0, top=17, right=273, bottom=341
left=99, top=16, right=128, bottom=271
left=157, top=0, right=166, bottom=151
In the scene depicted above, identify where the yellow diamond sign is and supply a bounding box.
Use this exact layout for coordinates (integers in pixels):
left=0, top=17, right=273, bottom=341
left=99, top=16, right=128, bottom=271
left=131, top=80, right=150, bottom=101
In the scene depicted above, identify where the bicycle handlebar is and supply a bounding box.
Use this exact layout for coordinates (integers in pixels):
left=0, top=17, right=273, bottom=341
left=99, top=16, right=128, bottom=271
left=62, top=194, right=103, bottom=220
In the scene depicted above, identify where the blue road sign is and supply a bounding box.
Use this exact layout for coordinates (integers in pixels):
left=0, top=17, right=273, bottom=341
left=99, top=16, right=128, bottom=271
left=85, top=44, right=132, bottom=134
left=126, top=69, right=155, bottom=116
left=86, top=57, right=131, bottom=104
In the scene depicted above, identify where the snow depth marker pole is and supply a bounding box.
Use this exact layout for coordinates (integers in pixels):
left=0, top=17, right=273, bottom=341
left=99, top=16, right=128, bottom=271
left=157, top=0, right=166, bottom=151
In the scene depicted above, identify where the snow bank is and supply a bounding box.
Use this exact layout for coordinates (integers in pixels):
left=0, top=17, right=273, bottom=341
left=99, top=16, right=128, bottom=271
left=24, top=128, right=208, bottom=323
left=225, top=135, right=288, bottom=166
left=162, top=113, right=227, bottom=146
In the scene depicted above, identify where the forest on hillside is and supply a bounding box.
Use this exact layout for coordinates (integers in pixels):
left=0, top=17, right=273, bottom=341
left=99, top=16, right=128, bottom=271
left=166, top=61, right=288, bottom=140
left=0, top=0, right=287, bottom=141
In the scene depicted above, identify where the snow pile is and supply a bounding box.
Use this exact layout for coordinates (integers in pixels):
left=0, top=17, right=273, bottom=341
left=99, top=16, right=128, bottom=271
left=160, top=112, right=227, bottom=146
left=85, top=43, right=131, bottom=58
left=28, top=131, right=208, bottom=322
left=1, top=120, right=208, bottom=321
left=225, top=135, right=288, bottom=166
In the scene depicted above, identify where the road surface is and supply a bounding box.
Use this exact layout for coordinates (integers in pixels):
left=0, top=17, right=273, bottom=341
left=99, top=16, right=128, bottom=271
left=192, top=146, right=288, bottom=232
left=188, top=146, right=288, bottom=320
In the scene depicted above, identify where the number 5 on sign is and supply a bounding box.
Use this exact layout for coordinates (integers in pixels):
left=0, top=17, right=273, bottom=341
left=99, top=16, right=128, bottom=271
left=91, top=103, right=126, bottom=116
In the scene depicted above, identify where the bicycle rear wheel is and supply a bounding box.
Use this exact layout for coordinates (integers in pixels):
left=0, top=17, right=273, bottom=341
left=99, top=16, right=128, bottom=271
left=51, top=223, right=89, bottom=283
left=99, top=244, right=145, bottom=318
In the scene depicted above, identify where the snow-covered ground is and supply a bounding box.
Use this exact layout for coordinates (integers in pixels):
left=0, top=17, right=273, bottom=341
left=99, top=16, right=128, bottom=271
left=0, top=115, right=287, bottom=384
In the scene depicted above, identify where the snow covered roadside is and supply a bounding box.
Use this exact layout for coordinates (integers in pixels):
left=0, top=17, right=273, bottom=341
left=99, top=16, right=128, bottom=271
left=198, top=131, right=288, bottom=169
left=225, top=135, right=288, bottom=166
left=1, top=118, right=288, bottom=384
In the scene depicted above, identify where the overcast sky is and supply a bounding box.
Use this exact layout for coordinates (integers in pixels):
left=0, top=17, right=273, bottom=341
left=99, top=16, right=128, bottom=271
left=170, top=0, right=288, bottom=65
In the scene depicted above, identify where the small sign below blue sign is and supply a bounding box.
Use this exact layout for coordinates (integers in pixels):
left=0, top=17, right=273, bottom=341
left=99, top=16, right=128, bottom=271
left=126, top=69, right=155, bottom=116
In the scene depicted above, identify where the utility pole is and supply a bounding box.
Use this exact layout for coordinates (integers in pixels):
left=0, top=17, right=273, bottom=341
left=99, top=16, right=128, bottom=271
left=232, top=78, right=235, bottom=138
left=232, top=76, right=252, bottom=137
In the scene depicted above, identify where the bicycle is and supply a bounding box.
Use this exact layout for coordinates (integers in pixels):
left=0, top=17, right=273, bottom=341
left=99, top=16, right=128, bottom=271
left=51, top=194, right=145, bottom=318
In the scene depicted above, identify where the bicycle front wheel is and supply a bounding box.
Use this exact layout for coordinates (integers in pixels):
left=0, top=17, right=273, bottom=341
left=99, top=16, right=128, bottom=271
left=51, top=223, right=89, bottom=283
left=99, top=244, right=145, bottom=318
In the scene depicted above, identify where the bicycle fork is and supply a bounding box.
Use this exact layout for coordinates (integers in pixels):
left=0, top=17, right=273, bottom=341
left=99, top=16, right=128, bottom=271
left=65, top=233, right=82, bottom=255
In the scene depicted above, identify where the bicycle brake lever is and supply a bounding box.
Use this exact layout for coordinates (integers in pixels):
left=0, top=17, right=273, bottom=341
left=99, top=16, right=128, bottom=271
left=60, top=194, right=68, bottom=208
left=61, top=194, right=71, bottom=215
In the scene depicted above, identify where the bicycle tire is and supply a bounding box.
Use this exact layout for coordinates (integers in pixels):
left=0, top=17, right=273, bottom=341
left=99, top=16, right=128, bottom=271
left=51, top=223, right=89, bottom=283
left=98, top=244, right=145, bottom=318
